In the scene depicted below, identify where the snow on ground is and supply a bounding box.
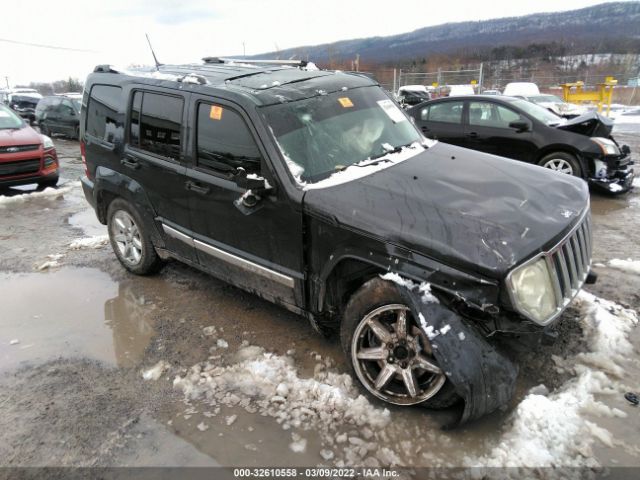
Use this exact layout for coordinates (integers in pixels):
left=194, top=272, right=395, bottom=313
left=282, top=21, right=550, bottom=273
left=142, top=361, right=170, bottom=381
left=169, top=289, right=637, bottom=469
left=173, top=345, right=393, bottom=466
left=0, top=182, right=80, bottom=207
left=69, top=235, right=109, bottom=250
left=465, top=292, right=638, bottom=473
left=607, top=258, right=640, bottom=275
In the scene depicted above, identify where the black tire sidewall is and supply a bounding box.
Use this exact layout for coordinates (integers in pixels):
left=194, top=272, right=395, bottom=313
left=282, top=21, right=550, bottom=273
left=538, top=152, right=582, bottom=177
left=340, top=277, right=459, bottom=409
left=106, top=198, right=162, bottom=275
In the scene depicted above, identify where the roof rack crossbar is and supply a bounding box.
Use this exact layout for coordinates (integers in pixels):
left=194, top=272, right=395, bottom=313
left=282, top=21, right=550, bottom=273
left=207, top=58, right=308, bottom=67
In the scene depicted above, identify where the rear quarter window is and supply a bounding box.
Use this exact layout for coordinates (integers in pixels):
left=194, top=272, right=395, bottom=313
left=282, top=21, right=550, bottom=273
left=86, top=85, right=123, bottom=144
left=423, top=101, right=464, bottom=124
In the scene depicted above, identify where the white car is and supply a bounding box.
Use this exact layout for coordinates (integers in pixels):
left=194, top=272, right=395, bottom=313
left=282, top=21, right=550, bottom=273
left=518, top=94, right=587, bottom=119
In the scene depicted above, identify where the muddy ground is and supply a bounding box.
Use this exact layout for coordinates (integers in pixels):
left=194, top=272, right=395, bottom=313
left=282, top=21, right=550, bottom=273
left=1, top=126, right=639, bottom=475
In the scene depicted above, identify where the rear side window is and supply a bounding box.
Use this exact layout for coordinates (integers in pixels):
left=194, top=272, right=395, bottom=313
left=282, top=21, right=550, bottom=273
left=129, top=91, right=183, bottom=160
left=196, top=103, right=261, bottom=176
left=86, top=85, right=123, bottom=144
left=469, top=102, right=524, bottom=129
left=422, top=101, right=463, bottom=124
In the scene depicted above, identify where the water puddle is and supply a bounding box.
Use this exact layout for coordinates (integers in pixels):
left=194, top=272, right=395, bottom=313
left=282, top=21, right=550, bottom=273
left=0, top=267, right=155, bottom=371
left=68, top=208, right=107, bottom=236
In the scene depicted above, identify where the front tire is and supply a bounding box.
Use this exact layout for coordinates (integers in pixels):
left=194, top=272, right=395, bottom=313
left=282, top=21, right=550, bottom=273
left=340, top=277, right=459, bottom=409
left=39, top=123, right=50, bottom=136
left=538, top=152, right=582, bottom=177
left=107, top=199, right=164, bottom=275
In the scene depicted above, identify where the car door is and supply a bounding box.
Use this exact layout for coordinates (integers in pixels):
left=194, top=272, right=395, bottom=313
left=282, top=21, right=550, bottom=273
left=412, top=100, right=465, bottom=146
left=44, top=98, right=62, bottom=134
left=463, top=100, right=536, bottom=161
left=184, top=97, right=304, bottom=308
left=123, top=88, right=197, bottom=263
left=58, top=100, right=78, bottom=136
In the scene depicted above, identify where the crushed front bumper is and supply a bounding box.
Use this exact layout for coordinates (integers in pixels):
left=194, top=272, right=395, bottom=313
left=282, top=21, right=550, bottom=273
left=588, top=152, right=634, bottom=194
left=401, top=288, right=518, bottom=427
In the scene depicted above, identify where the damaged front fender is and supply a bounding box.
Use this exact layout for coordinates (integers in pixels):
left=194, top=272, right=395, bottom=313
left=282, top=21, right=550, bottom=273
left=400, top=287, right=518, bottom=426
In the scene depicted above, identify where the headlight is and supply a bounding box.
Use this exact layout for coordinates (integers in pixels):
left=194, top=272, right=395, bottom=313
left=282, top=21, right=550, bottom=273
left=591, top=137, right=619, bottom=156
left=41, top=135, right=54, bottom=150
left=507, top=257, right=557, bottom=324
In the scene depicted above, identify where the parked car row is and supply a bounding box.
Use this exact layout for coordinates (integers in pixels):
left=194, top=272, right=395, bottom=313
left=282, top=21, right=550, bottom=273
left=2, top=90, right=82, bottom=138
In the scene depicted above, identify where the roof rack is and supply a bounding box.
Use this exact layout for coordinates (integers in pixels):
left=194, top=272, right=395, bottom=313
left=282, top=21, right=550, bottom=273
left=203, top=57, right=308, bottom=68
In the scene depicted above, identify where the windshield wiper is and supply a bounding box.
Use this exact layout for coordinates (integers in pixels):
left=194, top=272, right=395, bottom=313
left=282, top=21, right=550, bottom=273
left=362, top=142, right=415, bottom=165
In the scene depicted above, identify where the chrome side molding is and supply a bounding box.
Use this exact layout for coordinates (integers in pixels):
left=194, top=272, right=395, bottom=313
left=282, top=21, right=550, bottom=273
left=162, top=223, right=295, bottom=289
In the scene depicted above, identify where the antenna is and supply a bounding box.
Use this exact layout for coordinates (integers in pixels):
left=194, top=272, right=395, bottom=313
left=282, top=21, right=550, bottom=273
left=145, top=34, right=161, bottom=70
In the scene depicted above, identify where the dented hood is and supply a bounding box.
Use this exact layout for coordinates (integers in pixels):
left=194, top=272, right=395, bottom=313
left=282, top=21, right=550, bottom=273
left=556, top=111, right=614, bottom=137
left=303, top=142, right=589, bottom=279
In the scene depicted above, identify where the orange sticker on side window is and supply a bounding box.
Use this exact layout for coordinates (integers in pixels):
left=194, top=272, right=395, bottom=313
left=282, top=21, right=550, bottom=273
left=209, top=105, right=223, bottom=120
left=338, top=97, right=354, bottom=108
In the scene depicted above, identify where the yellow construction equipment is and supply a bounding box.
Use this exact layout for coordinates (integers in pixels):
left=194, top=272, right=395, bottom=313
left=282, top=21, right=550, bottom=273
left=560, top=76, right=617, bottom=116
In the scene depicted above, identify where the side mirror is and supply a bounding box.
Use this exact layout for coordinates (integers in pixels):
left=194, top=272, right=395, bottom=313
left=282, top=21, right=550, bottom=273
left=233, top=167, right=274, bottom=193
left=509, top=120, right=530, bottom=132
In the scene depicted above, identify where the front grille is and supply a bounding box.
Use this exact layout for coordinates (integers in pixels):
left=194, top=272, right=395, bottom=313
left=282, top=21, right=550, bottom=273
left=0, top=159, right=41, bottom=177
left=0, top=144, right=40, bottom=154
left=546, top=212, right=592, bottom=309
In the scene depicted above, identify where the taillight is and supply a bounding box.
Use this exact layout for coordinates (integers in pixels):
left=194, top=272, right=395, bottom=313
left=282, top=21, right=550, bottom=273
left=80, top=140, right=92, bottom=180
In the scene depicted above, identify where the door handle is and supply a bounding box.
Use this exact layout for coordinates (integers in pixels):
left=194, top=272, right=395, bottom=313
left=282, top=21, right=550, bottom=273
left=466, top=131, right=478, bottom=138
left=185, top=180, right=211, bottom=195
left=421, top=126, right=430, bottom=132
left=121, top=157, right=140, bottom=169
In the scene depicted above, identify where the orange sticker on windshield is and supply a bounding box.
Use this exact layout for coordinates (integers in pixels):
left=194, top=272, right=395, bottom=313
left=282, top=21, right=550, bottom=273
left=209, top=105, right=223, bottom=120
left=338, top=97, right=354, bottom=108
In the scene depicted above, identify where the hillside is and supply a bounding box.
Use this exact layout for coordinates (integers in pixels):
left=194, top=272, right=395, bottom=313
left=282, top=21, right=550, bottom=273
left=250, top=2, right=640, bottom=64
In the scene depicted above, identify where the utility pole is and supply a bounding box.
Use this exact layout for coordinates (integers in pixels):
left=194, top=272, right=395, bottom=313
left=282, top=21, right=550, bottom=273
left=242, top=42, right=246, bottom=58
left=4, top=76, right=9, bottom=89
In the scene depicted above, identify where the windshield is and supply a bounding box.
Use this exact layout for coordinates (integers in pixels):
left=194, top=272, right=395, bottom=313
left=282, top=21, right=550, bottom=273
left=0, top=105, right=24, bottom=129
left=262, top=87, right=424, bottom=183
left=529, top=95, right=564, bottom=104
left=510, top=99, right=564, bottom=126
left=71, top=98, right=81, bottom=111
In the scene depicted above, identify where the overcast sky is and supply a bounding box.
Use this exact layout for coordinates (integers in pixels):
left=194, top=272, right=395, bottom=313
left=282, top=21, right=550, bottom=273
left=0, top=0, right=627, bottom=86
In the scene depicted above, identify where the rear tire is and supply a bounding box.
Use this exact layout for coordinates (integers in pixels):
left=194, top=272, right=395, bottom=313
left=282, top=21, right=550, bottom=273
left=538, top=152, right=582, bottom=178
left=340, top=277, right=459, bottom=409
left=107, top=198, right=164, bottom=275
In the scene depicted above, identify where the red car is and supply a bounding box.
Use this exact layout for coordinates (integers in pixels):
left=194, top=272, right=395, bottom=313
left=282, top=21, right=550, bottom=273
left=0, top=103, right=59, bottom=189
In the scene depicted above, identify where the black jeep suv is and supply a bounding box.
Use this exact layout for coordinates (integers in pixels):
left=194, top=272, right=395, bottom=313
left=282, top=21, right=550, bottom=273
left=81, top=60, right=593, bottom=424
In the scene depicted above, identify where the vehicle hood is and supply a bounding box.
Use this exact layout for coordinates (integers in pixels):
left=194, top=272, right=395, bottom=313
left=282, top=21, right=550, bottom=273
left=557, top=111, right=613, bottom=137
left=538, top=101, right=585, bottom=115
left=0, top=125, right=42, bottom=147
left=303, top=142, right=589, bottom=279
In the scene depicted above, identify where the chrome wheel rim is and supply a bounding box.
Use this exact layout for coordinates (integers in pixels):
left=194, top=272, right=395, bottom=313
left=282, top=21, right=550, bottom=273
left=110, top=210, right=143, bottom=266
left=351, top=304, right=446, bottom=405
left=543, top=158, right=574, bottom=175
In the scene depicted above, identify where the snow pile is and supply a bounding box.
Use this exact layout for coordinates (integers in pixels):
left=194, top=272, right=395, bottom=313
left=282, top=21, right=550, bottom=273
left=607, top=258, right=640, bottom=275
left=35, top=254, right=65, bottom=271
left=142, top=360, right=170, bottom=381
left=0, top=182, right=79, bottom=207
left=466, top=292, right=638, bottom=470
left=173, top=346, right=392, bottom=465
left=69, top=235, right=109, bottom=250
